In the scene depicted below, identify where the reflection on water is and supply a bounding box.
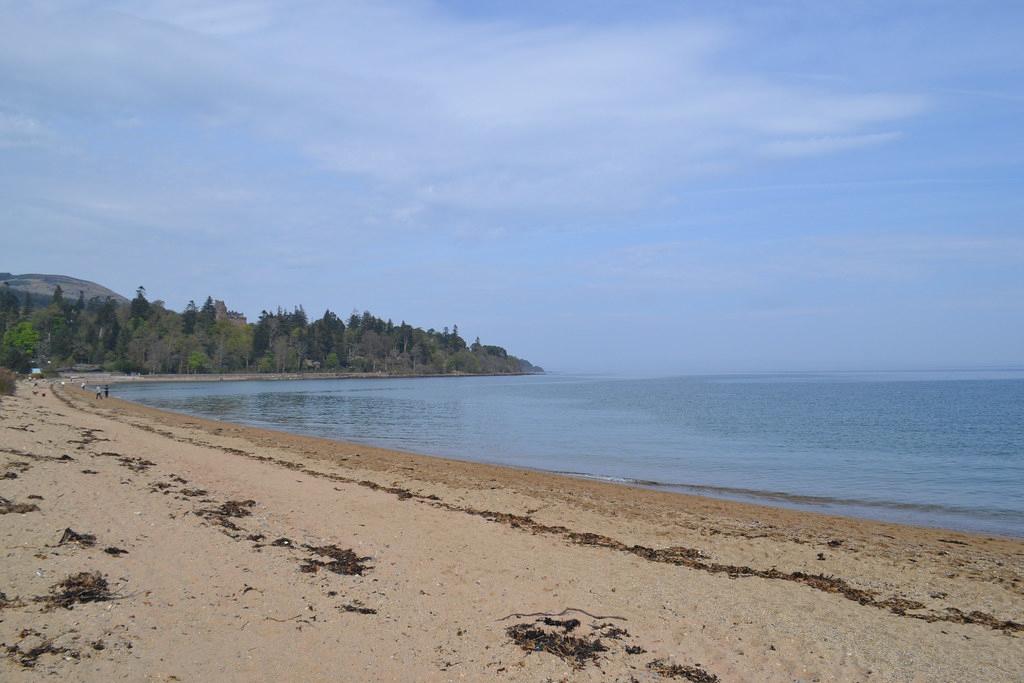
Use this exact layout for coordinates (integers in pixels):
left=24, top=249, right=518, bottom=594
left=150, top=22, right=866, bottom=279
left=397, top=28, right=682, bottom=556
left=192, top=392, right=468, bottom=449
left=115, top=371, right=1024, bottom=536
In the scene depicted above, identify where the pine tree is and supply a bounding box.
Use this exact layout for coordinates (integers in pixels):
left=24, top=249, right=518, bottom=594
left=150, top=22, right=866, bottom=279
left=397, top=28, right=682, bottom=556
left=182, top=300, right=198, bottom=335
left=130, top=287, right=150, bottom=320
left=198, top=296, right=216, bottom=332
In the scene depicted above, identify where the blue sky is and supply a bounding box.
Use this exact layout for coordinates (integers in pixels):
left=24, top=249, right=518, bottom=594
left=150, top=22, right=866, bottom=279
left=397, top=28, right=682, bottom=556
left=1, top=0, right=1022, bottom=373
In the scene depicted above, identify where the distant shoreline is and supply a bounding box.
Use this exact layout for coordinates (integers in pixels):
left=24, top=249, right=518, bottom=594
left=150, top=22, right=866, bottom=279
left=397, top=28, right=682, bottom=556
left=62, top=370, right=543, bottom=384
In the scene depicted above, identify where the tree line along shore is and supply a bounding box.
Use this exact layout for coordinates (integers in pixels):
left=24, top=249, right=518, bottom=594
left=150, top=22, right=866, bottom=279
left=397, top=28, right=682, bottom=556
left=0, top=284, right=542, bottom=377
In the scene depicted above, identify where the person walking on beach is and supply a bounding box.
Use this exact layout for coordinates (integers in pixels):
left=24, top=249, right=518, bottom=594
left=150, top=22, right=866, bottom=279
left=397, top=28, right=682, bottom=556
left=95, top=386, right=102, bottom=399
left=104, top=385, right=109, bottom=398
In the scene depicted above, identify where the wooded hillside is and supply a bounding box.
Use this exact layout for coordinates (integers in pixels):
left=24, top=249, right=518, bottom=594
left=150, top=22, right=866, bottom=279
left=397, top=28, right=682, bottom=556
left=0, top=283, right=541, bottom=376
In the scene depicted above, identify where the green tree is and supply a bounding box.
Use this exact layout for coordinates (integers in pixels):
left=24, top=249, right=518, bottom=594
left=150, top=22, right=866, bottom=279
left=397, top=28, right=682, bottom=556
left=130, top=286, right=151, bottom=321
left=1, top=322, right=41, bottom=371
left=222, top=322, right=253, bottom=370
left=182, top=300, right=198, bottom=335
left=198, top=296, right=216, bottom=333
left=0, top=283, right=540, bottom=378
left=0, top=284, right=21, bottom=330
left=187, top=350, right=209, bottom=373
left=446, top=349, right=480, bottom=373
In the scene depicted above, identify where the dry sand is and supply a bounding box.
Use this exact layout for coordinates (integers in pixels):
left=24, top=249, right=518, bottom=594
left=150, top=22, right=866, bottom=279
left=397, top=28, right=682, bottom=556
left=1, top=380, right=1021, bottom=681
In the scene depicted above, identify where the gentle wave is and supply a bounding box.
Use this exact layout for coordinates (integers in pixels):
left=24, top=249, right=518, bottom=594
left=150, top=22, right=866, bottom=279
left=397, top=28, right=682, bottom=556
left=552, top=470, right=1024, bottom=522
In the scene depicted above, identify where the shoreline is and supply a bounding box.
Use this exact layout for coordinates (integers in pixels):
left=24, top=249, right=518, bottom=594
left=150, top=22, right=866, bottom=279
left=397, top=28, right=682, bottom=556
left=64, top=370, right=543, bottom=384
left=108, top=376, right=1021, bottom=539
left=2, top=381, right=1021, bottom=680
left=79, top=385, right=1024, bottom=544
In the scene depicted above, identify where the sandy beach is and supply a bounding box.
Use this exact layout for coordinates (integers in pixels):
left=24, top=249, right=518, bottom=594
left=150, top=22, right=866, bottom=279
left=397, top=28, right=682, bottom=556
left=1, top=381, right=1021, bottom=681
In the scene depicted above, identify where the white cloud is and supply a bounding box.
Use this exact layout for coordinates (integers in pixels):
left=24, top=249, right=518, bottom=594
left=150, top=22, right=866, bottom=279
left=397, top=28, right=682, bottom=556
left=1, top=1, right=1018, bottom=372
left=760, top=131, right=903, bottom=158
left=808, top=234, right=1024, bottom=273
left=122, top=0, right=276, bottom=36
left=0, top=112, right=51, bottom=148
left=0, top=1, right=925, bottom=214
left=582, top=233, right=1024, bottom=296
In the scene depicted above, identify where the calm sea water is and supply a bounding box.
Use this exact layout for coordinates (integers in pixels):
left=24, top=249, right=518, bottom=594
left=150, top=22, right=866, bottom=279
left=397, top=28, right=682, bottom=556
left=113, top=371, right=1024, bottom=536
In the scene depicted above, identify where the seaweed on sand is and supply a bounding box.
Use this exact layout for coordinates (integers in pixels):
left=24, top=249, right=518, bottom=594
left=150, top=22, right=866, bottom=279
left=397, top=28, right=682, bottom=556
left=340, top=601, right=377, bottom=614
left=117, top=456, right=156, bottom=472
left=57, top=528, right=97, bottom=547
left=541, top=617, right=580, bottom=631
left=213, top=500, right=256, bottom=517
left=196, top=499, right=256, bottom=531
left=4, top=630, right=79, bottom=668
left=0, top=591, right=25, bottom=610
left=647, top=658, right=719, bottom=682
left=35, top=572, right=115, bottom=610
left=298, top=545, right=372, bottom=575
left=0, top=496, right=39, bottom=514
left=505, top=619, right=608, bottom=670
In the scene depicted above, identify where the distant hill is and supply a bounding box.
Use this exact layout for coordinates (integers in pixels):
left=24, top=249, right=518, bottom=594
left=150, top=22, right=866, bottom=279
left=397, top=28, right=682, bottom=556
left=517, top=358, right=544, bottom=373
left=0, top=272, right=129, bottom=309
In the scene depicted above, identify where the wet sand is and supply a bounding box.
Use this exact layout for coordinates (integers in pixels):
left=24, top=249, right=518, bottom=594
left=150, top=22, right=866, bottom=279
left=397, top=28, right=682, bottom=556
left=1, top=381, right=1021, bottom=681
